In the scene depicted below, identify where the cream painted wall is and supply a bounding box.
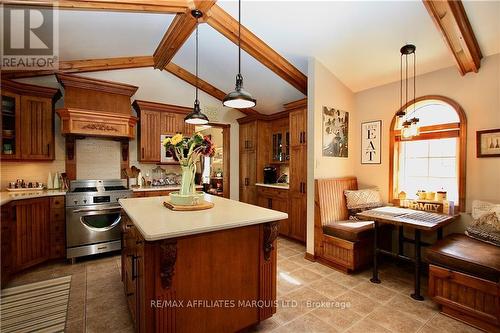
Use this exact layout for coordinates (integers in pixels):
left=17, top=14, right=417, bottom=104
left=353, top=53, right=500, bottom=233
left=1, top=68, right=245, bottom=199
left=306, top=58, right=356, bottom=254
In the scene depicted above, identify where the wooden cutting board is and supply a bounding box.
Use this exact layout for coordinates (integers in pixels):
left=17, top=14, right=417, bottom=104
left=163, top=199, right=215, bottom=211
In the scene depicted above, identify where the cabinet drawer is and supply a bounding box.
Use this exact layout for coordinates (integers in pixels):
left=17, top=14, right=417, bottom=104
left=256, top=186, right=288, bottom=199
left=50, top=196, right=65, bottom=209
left=50, top=208, right=65, bottom=221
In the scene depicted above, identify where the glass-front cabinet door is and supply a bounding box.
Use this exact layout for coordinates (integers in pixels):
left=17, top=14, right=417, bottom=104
left=272, top=130, right=290, bottom=162
left=1, top=92, right=20, bottom=159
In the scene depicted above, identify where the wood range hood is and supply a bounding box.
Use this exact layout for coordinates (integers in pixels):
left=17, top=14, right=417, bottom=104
left=56, top=73, right=138, bottom=139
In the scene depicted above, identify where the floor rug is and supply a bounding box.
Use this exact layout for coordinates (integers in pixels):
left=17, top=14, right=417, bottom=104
left=1, top=275, right=71, bottom=333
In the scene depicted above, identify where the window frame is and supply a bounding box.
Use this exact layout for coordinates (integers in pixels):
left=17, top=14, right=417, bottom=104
left=389, top=95, right=467, bottom=212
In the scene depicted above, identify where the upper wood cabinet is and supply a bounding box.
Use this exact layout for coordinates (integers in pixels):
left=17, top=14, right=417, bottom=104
left=290, top=108, right=307, bottom=147
left=240, top=121, right=258, bottom=152
left=1, top=80, right=60, bottom=161
left=133, top=100, right=195, bottom=163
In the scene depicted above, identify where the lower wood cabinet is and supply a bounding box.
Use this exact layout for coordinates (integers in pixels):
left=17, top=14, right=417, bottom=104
left=0, top=196, right=66, bottom=284
left=133, top=190, right=173, bottom=198
left=288, top=193, right=307, bottom=242
left=256, top=186, right=290, bottom=237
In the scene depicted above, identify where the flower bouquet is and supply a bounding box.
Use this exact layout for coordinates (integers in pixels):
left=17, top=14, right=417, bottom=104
left=163, top=133, right=215, bottom=205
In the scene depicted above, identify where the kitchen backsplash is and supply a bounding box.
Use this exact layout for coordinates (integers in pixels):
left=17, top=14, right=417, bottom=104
left=76, top=138, right=121, bottom=180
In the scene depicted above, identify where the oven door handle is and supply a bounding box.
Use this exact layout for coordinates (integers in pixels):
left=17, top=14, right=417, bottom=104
left=79, top=215, right=122, bottom=232
left=72, top=206, right=121, bottom=213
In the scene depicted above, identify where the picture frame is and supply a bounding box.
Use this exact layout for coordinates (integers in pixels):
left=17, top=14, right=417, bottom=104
left=361, top=120, right=382, bottom=164
left=322, top=106, right=349, bottom=157
left=476, top=129, right=500, bottom=158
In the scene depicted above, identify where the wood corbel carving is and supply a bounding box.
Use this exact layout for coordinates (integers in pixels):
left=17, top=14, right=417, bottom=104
left=263, top=221, right=279, bottom=261
left=159, top=240, right=177, bottom=289
left=65, top=136, right=76, bottom=180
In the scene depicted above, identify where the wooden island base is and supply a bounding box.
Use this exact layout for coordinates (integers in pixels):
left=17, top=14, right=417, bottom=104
left=121, top=212, right=279, bottom=333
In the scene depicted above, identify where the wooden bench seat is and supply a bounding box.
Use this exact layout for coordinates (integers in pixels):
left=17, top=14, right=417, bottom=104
left=426, top=233, right=500, bottom=332
left=313, top=177, right=391, bottom=273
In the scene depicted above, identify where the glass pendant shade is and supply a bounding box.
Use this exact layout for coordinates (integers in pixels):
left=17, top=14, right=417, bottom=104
left=185, top=100, right=209, bottom=125
left=401, top=120, right=412, bottom=139
left=395, top=110, right=406, bottom=129
left=410, top=117, right=420, bottom=136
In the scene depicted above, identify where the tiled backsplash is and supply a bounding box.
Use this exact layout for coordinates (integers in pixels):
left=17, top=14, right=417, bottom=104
left=76, top=138, right=121, bottom=180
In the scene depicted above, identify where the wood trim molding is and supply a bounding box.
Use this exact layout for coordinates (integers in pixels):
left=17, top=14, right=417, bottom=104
left=132, top=99, right=192, bottom=115
left=1, top=79, right=61, bottom=100
left=56, top=73, right=139, bottom=96
left=206, top=5, right=307, bottom=94
left=263, top=221, right=279, bottom=261
left=159, top=240, right=177, bottom=289
left=153, top=1, right=217, bottom=69
left=237, top=98, right=307, bottom=124
left=2, top=0, right=189, bottom=13
left=56, top=108, right=138, bottom=138
left=388, top=95, right=467, bottom=211
left=423, top=0, right=482, bottom=75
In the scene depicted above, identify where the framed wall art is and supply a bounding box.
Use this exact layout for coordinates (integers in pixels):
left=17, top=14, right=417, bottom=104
left=477, top=128, right=500, bottom=158
left=361, top=120, right=382, bottom=164
left=322, top=106, right=349, bottom=157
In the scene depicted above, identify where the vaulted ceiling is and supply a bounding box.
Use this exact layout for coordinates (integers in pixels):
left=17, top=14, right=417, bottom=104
left=3, top=1, right=500, bottom=115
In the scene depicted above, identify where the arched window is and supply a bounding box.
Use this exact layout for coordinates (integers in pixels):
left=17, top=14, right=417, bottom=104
left=389, top=96, right=467, bottom=212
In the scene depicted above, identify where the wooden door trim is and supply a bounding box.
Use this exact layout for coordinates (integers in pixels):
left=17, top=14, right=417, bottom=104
left=207, top=122, right=230, bottom=199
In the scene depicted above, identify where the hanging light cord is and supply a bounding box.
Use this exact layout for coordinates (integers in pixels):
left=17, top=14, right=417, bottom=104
left=400, top=53, right=403, bottom=113
left=238, top=0, right=241, bottom=76
left=195, top=15, right=199, bottom=102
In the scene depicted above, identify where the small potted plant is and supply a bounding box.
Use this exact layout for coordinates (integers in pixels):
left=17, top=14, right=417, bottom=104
left=163, top=133, right=215, bottom=205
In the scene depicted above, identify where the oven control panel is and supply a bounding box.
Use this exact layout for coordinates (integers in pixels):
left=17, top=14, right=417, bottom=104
left=66, top=191, right=132, bottom=207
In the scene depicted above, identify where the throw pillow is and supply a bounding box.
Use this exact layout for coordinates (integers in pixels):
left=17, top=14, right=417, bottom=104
left=465, top=212, right=500, bottom=247
left=471, top=200, right=500, bottom=220
left=344, top=188, right=383, bottom=219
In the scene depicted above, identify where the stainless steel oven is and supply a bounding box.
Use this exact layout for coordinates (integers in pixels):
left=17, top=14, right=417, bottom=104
left=66, top=179, right=132, bottom=261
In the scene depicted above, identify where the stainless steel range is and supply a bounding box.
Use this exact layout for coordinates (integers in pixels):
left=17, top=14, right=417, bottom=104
left=66, top=179, right=132, bottom=262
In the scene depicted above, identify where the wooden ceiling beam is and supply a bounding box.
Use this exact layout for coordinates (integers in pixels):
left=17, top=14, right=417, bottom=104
left=2, top=56, right=258, bottom=115
left=206, top=5, right=307, bottom=95
left=164, top=63, right=258, bottom=115
left=153, top=0, right=217, bottom=70
left=423, top=0, right=482, bottom=75
left=2, top=0, right=189, bottom=14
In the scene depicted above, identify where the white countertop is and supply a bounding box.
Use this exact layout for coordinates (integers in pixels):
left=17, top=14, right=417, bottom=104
left=0, top=190, right=66, bottom=206
left=131, top=185, right=203, bottom=192
left=255, top=183, right=289, bottom=190
left=119, top=194, right=288, bottom=241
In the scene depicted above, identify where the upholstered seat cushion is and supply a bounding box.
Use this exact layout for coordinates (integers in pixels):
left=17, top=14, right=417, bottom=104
left=323, top=220, right=374, bottom=242
left=425, top=233, right=500, bottom=282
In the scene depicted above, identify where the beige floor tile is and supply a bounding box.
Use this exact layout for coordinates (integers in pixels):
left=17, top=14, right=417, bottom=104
left=424, top=313, right=483, bottom=333
left=277, top=258, right=303, bottom=273
left=367, top=305, right=425, bottom=333
left=309, top=278, right=349, bottom=299
left=247, top=317, right=281, bottom=332
left=328, top=271, right=364, bottom=289
left=287, top=253, right=315, bottom=267
left=65, top=319, right=85, bottom=333
left=277, top=271, right=304, bottom=296
left=286, top=267, right=323, bottom=285
left=311, top=305, right=362, bottom=331
left=304, top=262, right=339, bottom=276
left=273, top=312, right=337, bottom=333
left=346, top=318, right=391, bottom=333
left=273, top=300, right=312, bottom=325
left=387, top=294, right=438, bottom=322
left=278, top=247, right=302, bottom=258
left=353, top=281, right=397, bottom=303
left=335, top=290, right=381, bottom=316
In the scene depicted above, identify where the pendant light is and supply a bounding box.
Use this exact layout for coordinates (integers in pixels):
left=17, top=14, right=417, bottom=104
left=185, top=10, right=209, bottom=125
left=396, top=44, right=419, bottom=139
left=222, top=0, right=256, bottom=109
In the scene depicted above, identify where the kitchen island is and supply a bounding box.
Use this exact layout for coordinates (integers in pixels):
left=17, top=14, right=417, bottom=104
left=119, top=194, right=287, bottom=333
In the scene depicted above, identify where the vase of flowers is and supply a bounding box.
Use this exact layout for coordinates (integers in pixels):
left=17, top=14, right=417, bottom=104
left=163, top=132, right=215, bottom=205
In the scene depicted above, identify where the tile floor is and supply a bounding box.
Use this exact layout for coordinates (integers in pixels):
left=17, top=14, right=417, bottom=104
left=4, top=237, right=481, bottom=333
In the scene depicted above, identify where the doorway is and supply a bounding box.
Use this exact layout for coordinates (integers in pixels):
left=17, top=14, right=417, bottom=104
left=195, top=123, right=230, bottom=198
